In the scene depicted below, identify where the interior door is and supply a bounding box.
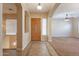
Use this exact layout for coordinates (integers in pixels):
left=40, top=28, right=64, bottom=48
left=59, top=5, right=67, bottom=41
left=31, top=18, right=41, bottom=41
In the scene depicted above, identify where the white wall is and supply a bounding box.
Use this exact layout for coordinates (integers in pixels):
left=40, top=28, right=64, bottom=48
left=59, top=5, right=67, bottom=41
left=47, top=17, right=52, bottom=40
left=22, top=16, right=31, bottom=49
left=71, top=18, right=79, bottom=38
left=50, top=3, right=79, bottom=38
left=0, top=3, right=3, bottom=56
left=22, top=4, right=31, bottom=50
left=51, top=18, right=72, bottom=37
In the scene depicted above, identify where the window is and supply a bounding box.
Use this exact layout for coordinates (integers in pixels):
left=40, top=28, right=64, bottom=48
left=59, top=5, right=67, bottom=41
left=41, top=18, right=47, bottom=35
left=6, top=19, right=17, bottom=35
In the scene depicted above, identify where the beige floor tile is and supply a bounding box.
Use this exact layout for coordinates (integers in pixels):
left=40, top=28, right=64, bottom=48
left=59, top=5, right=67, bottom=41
left=27, top=41, right=50, bottom=56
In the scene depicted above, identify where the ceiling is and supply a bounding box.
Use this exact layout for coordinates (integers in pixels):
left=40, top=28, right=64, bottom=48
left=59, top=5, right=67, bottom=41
left=3, top=3, right=17, bottom=14
left=3, top=3, right=55, bottom=14
left=53, top=3, right=79, bottom=19
left=22, top=3, right=55, bottom=13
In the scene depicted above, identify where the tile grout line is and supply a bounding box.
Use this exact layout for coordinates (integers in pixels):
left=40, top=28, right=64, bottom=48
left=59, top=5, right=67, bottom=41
left=46, top=42, right=59, bottom=56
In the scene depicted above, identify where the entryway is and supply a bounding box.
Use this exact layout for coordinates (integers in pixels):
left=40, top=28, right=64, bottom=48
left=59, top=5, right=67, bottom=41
left=27, top=41, right=50, bottom=56
left=31, top=18, right=47, bottom=41
left=31, top=18, right=41, bottom=41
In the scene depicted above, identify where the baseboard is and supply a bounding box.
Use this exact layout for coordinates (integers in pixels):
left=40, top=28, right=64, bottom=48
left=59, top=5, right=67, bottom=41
left=22, top=41, right=32, bottom=56
left=52, top=37, right=79, bottom=39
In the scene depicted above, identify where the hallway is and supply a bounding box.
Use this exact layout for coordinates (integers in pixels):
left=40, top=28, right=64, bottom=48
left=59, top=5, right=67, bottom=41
left=27, top=41, right=50, bottom=56
left=1, top=3, right=79, bottom=56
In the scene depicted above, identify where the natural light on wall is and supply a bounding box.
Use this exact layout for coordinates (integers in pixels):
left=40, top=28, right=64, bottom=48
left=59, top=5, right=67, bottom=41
left=41, top=18, right=47, bottom=35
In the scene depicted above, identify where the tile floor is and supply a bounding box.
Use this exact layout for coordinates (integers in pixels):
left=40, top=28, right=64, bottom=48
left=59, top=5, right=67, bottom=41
left=27, top=41, right=50, bottom=56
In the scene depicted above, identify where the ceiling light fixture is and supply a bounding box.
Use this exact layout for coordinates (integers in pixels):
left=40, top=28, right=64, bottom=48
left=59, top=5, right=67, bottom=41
left=64, top=19, right=70, bottom=22
left=9, top=8, right=13, bottom=11
left=64, top=14, right=70, bottom=22
left=37, top=3, right=42, bottom=10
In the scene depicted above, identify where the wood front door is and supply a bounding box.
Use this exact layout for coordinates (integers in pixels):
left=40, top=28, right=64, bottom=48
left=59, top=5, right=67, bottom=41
left=31, top=18, right=41, bottom=41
